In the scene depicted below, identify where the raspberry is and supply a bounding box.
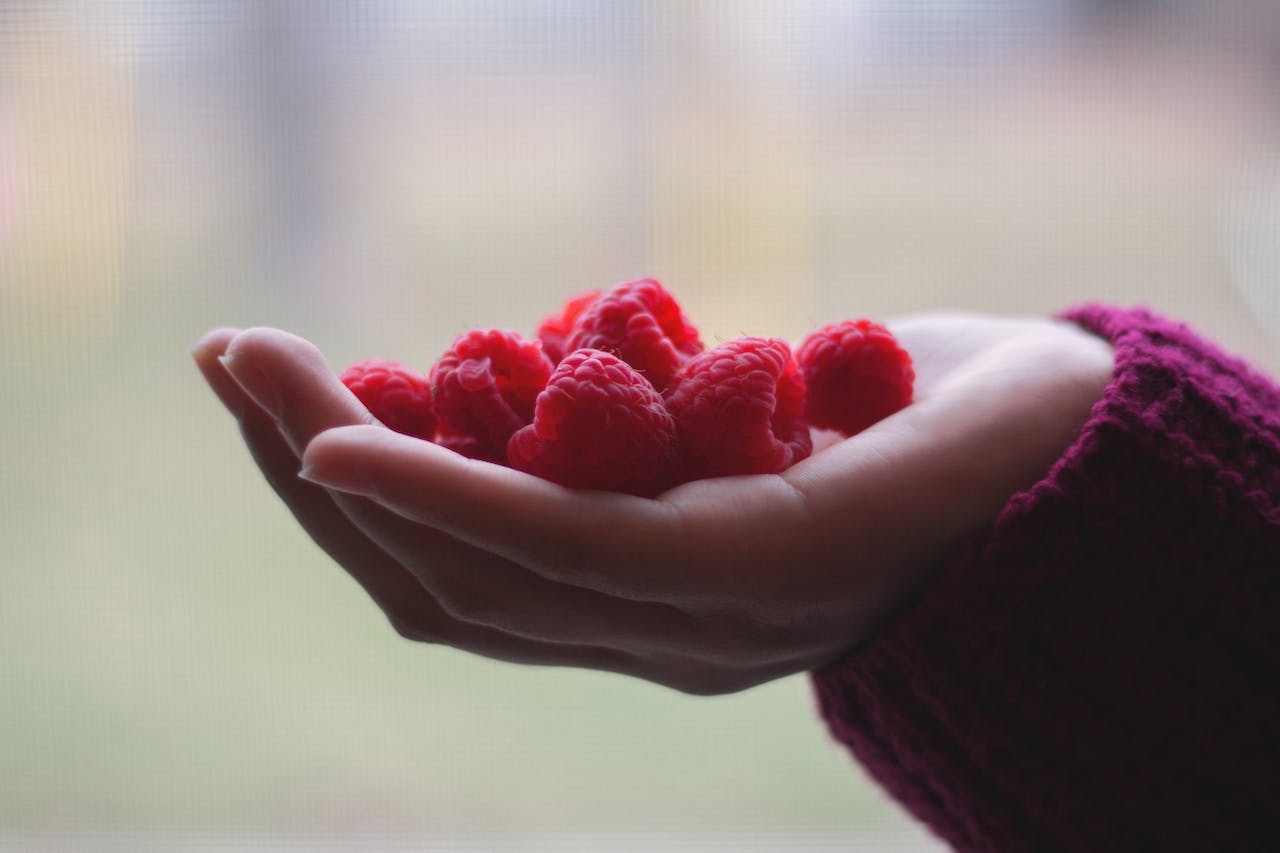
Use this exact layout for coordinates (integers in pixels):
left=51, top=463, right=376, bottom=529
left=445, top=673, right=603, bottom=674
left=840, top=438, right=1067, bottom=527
left=664, top=337, right=812, bottom=479
left=339, top=359, right=438, bottom=441
left=508, top=349, right=681, bottom=497
left=536, top=290, right=601, bottom=364
left=565, top=278, right=703, bottom=392
left=797, top=319, right=914, bottom=436
left=430, top=329, right=554, bottom=464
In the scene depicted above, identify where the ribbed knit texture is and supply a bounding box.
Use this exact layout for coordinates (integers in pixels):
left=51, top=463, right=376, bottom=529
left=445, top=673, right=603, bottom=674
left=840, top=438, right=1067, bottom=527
left=810, top=305, right=1280, bottom=852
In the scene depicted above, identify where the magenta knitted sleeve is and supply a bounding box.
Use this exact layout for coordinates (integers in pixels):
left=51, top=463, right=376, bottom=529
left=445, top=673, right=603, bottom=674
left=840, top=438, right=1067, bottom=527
left=810, top=305, right=1280, bottom=852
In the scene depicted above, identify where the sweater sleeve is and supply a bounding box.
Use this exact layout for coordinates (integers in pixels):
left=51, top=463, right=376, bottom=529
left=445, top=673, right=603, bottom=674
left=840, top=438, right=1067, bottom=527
left=809, top=304, right=1280, bottom=853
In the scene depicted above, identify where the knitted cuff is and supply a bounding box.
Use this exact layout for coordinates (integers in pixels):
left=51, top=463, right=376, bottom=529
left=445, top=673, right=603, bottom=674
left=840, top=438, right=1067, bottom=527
left=809, top=304, right=1280, bottom=852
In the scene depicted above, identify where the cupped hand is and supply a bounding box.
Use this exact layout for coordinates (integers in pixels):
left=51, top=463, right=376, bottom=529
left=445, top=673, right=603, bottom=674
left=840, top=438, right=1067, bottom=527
left=192, top=314, right=1113, bottom=695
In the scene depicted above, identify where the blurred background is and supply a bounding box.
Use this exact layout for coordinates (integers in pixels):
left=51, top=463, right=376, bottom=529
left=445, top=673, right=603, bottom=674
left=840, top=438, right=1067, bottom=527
left=1, top=1, right=1277, bottom=850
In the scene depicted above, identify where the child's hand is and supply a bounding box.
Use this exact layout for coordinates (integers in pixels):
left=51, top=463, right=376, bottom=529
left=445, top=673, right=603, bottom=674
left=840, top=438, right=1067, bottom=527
left=192, top=314, right=1112, bottom=695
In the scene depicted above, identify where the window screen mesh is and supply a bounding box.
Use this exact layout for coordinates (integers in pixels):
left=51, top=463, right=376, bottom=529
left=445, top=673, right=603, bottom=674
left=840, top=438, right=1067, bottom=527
left=1, top=2, right=1275, bottom=850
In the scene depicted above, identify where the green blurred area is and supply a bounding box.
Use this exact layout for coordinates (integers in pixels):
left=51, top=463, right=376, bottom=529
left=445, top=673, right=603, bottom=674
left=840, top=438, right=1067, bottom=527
left=1, top=2, right=1276, bottom=848
left=1, top=308, right=923, bottom=843
left=0, top=302, right=911, bottom=837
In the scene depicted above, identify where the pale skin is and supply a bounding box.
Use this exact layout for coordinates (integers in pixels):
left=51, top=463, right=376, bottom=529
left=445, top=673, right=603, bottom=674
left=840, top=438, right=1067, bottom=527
left=192, top=314, right=1114, bottom=695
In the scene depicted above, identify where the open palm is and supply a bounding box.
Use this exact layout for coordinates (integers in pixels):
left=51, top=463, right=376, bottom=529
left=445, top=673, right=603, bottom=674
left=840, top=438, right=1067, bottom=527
left=193, top=314, right=1112, bottom=694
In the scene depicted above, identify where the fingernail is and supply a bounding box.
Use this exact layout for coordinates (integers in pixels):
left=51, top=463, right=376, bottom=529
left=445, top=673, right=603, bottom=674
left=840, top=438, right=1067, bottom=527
left=220, top=353, right=283, bottom=419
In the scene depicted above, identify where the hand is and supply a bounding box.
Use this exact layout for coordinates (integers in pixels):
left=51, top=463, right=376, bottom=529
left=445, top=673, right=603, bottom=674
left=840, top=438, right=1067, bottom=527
left=192, top=314, right=1113, bottom=695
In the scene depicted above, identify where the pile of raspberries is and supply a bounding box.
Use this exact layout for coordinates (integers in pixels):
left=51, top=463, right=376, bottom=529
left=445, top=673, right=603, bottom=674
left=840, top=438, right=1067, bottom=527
left=339, top=279, right=914, bottom=497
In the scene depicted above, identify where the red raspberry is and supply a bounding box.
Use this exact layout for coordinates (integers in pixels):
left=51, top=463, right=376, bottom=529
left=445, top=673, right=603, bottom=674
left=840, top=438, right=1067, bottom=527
left=508, top=349, right=681, bottom=497
left=664, top=337, right=812, bottom=479
left=430, top=329, right=554, bottom=464
left=339, top=359, right=438, bottom=441
left=797, top=319, right=914, bottom=436
left=536, top=290, right=601, bottom=364
left=565, top=278, right=703, bottom=392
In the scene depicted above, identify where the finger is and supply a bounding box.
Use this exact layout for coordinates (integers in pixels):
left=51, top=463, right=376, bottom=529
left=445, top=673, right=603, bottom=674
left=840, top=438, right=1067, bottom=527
left=299, top=424, right=819, bottom=610
left=242, top=406, right=803, bottom=688
left=213, top=329, right=747, bottom=660
left=219, top=326, right=377, bottom=455
left=239, top=404, right=446, bottom=625
left=192, top=327, right=248, bottom=419
left=198, top=327, right=648, bottom=669
left=198, top=330, right=810, bottom=687
left=194, top=326, right=439, bottom=622
left=299, top=426, right=681, bottom=591
left=232, top=370, right=654, bottom=676
left=207, top=327, right=436, bottom=610
left=322, top=493, right=789, bottom=668
left=220, top=328, right=683, bottom=603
